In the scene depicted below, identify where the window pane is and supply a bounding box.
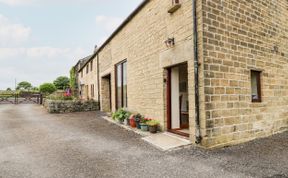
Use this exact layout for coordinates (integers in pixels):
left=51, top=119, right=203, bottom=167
left=123, top=62, right=127, bottom=107
left=251, top=71, right=261, bottom=102
left=117, top=64, right=122, bottom=108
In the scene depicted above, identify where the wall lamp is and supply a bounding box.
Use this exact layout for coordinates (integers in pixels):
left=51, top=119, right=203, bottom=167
left=165, top=38, right=175, bottom=48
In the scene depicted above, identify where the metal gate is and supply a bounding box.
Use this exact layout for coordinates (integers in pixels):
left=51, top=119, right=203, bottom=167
left=0, top=92, right=43, bottom=105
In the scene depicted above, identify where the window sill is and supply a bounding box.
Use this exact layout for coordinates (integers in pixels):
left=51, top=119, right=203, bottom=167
left=168, top=4, right=181, bottom=14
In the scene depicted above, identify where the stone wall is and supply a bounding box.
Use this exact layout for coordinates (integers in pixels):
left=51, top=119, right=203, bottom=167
left=44, top=99, right=100, bottom=113
left=201, top=0, right=288, bottom=148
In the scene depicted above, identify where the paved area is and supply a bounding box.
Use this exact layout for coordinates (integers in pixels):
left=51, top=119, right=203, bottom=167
left=0, top=105, right=287, bottom=178
left=142, top=132, right=192, bottom=151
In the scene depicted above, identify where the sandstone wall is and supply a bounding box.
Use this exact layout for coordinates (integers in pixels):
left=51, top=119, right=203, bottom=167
left=201, top=0, right=288, bottom=147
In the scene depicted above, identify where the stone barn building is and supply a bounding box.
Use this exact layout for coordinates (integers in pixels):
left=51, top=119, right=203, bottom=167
left=75, top=0, right=288, bottom=148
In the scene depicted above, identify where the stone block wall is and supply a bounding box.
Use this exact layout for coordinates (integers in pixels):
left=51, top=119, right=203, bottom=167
left=44, top=99, right=100, bottom=113
left=201, top=0, right=288, bottom=147
left=96, top=0, right=196, bottom=135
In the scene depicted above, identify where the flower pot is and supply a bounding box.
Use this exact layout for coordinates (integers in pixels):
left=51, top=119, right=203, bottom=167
left=135, top=121, right=141, bottom=129
left=130, top=118, right=136, bottom=128
left=124, top=118, right=130, bottom=126
left=149, top=125, right=158, bottom=133
left=140, top=123, right=149, bottom=131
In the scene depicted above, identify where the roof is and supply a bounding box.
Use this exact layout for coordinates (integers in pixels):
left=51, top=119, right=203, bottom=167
left=79, top=0, right=150, bottom=72
left=75, top=55, right=93, bottom=72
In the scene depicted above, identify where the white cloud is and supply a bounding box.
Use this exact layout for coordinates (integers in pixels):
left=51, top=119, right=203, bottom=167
left=96, top=15, right=123, bottom=32
left=0, top=47, right=87, bottom=59
left=0, top=0, right=33, bottom=6
left=0, top=0, right=108, bottom=6
left=0, top=14, right=31, bottom=47
left=0, top=46, right=90, bottom=89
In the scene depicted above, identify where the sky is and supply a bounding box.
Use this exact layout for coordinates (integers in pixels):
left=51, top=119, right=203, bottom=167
left=0, top=0, right=142, bottom=90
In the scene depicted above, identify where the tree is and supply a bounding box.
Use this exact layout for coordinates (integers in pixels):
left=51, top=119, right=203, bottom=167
left=6, top=88, right=12, bottom=91
left=70, top=67, right=77, bottom=90
left=39, top=83, right=57, bottom=95
left=16, top=81, right=32, bottom=90
left=53, top=76, right=70, bottom=90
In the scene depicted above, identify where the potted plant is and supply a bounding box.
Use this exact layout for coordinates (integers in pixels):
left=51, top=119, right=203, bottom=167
left=146, top=119, right=160, bottom=133
left=134, top=113, right=143, bottom=129
left=140, top=118, right=151, bottom=131
left=124, top=115, right=130, bottom=126
left=112, top=108, right=130, bottom=124
left=129, top=115, right=137, bottom=128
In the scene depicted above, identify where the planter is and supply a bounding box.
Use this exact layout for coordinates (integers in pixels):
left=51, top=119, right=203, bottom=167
left=135, top=121, right=141, bottom=129
left=124, top=118, right=130, bottom=126
left=130, top=118, right=136, bottom=128
left=140, top=123, right=149, bottom=131
left=149, top=125, right=158, bottom=133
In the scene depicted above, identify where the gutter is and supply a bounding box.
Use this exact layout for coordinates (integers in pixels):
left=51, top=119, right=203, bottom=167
left=193, top=0, right=202, bottom=144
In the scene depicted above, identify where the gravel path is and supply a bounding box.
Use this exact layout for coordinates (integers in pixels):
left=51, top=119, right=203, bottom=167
left=0, top=104, right=287, bottom=178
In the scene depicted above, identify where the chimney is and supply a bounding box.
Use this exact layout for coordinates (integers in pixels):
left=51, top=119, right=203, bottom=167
left=94, top=45, right=98, bottom=53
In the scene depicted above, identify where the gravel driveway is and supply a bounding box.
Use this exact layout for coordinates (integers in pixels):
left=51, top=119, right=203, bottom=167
left=0, top=104, right=287, bottom=178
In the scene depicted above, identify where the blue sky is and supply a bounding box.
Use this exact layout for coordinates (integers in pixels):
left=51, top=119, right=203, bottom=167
left=0, top=0, right=142, bottom=89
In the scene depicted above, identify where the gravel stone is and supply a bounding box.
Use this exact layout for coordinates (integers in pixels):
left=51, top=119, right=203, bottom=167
left=0, top=105, right=287, bottom=178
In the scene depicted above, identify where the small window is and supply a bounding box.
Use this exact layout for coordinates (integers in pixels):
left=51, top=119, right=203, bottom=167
left=86, top=64, right=89, bottom=74
left=90, top=60, right=93, bottom=71
left=251, top=70, right=261, bottom=102
left=81, top=70, right=83, bottom=78
left=91, top=84, right=94, bottom=98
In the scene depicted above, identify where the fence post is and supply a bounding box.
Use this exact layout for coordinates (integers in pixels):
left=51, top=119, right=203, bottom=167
left=40, top=94, right=43, bottom=105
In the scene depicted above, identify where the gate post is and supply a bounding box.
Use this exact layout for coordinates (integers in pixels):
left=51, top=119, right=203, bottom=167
left=40, top=94, right=43, bottom=105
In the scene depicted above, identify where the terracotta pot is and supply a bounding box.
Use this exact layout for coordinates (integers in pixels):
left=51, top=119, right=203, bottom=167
left=129, top=117, right=136, bottom=128
left=149, top=125, right=158, bottom=133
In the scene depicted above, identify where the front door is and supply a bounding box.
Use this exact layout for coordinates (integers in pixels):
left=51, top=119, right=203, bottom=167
left=167, top=63, right=189, bottom=137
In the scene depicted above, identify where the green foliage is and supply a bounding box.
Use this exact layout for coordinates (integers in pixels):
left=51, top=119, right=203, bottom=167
left=6, top=88, right=12, bottom=91
left=31, top=87, right=39, bottom=91
left=46, top=95, right=74, bottom=101
left=112, top=108, right=131, bottom=122
left=134, top=113, right=143, bottom=122
left=39, top=83, right=57, bottom=95
left=16, top=81, right=32, bottom=90
left=70, top=67, right=77, bottom=90
left=146, top=119, right=160, bottom=126
left=53, top=76, right=70, bottom=90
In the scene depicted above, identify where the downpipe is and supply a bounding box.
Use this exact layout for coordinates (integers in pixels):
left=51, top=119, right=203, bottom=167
left=193, top=0, right=202, bottom=144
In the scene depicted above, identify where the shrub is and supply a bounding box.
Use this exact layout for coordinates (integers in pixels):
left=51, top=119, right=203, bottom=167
left=39, top=83, right=57, bottom=95
left=112, top=108, right=131, bottom=122
left=146, top=119, right=160, bottom=126
left=53, top=76, right=70, bottom=90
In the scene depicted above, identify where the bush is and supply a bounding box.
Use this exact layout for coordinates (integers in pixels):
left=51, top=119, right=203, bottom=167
left=53, top=76, right=70, bottom=90
left=46, top=95, right=74, bottom=101
left=39, top=83, right=57, bottom=95
left=146, top=119, right=160, bottom=126
left=112, top=108, right=131, bottom=122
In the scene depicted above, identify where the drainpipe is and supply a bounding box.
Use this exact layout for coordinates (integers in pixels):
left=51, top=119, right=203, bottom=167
left=193, top=0, right=202, bottom=144
left=97, top=54, right=101, bottom=110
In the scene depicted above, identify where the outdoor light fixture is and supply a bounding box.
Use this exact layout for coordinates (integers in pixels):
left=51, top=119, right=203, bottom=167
left=165, top=38, right=175, bottom=48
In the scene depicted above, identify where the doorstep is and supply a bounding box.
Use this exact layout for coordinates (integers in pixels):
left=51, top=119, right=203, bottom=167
left=102, top=116, right=152, bottom=137
left=142, top=132, right=192, bottom=151
left=102, top=115, right=192, bottom=151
